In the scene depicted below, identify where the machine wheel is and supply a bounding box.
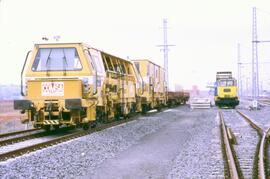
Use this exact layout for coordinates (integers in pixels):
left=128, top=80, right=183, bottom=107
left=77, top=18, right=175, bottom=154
left=83, top=123, right=90, bottom=130
left=90, top=121, right=97, bottom=128
left=44, top=125, right=51, bottom=132
left=142, top=104, right=148, bottom=114
left=156, top=104, right=162, bottom=112
left=53, top=125, right=60, bottom=130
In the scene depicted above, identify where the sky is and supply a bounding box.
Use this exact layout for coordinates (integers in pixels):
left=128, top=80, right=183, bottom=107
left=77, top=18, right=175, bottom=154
left=0, top=0, right=270, bottom=91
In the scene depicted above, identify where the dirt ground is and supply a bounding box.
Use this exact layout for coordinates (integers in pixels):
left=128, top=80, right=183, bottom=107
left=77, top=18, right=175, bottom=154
left=0, top=100, right=15, bottom=113
left=0, top=100, right=30, bottom=134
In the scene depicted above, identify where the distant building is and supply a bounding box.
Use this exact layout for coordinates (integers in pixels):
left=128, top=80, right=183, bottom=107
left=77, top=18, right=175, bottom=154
left=191, top=85, right=199, bottom=96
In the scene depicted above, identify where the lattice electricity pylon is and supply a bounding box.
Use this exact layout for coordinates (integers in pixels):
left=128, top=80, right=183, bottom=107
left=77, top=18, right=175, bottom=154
left=252, top=7, right=259, bottom=100
left=252, top=7, right=270, bottom=101
left=157, top=19, right=175, bottom=90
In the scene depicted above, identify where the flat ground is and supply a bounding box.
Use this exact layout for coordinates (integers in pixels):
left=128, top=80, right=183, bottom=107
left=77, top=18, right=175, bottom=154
left=0, top=100, right=27, bottom=133
left=91, top=117, right=192, bottom=178
left=84, top=107, right=222, bottom=179
left=0, top=106, right=223, bottom=178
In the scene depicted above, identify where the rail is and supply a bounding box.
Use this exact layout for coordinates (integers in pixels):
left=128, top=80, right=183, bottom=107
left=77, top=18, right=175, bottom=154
left=0, top=128, right=39, bottom=139
left=236, top=110, right=268, bottom=179
left=0, top=131, right=48, bottom=147
left=0, top=112, right=151, bottom=162
left=219, top=111, right=239, bottom=179
left=258, top=128, right=269, bottom=179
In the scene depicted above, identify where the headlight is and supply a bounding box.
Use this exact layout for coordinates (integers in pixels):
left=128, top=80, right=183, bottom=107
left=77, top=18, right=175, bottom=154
left=82, top=77, right=89, bottom=93
left=22, top=77, right=30, bottom=96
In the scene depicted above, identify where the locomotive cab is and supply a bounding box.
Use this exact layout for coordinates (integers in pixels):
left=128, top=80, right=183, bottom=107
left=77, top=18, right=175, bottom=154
left=214, top=71, right=239, bottom=108
left=14, top=43, right=103, bottom=130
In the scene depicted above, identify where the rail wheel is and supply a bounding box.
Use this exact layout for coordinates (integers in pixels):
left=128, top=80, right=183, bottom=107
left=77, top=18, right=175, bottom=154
left=90, top=121, right=97, bottom=128
left=83, top=123, right=90, bottom=130
left=142, top=104, right=148, bottom=114
left=156, top=102, right=162, bottom=112
left=114, top=105, right=121, bottom=120
left=44, top=125, right=51, bottom=132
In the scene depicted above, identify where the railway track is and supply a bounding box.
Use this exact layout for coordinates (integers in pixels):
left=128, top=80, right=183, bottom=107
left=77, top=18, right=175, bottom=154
left=0, top=126, right=78, bottom=148
left=0, top=130, right=48, bottom=147
left=219, top=111, right=240, bottom=179
left=258, top=100, right=270, bottom=106
left=0, top=128, right=39, bottom=139
left=0, top=112, right=150, bottom=162
left=220, top=109, right=270, bottom=179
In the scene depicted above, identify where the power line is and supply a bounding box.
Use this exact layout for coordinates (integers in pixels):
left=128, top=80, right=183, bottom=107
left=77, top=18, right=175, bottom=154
left=239, top=61, right=270, bottom=65
left=256, top=8, right=270, bottom=16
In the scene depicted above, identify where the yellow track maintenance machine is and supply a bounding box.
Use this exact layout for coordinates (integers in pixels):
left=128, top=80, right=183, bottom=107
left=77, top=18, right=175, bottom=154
left=132, top=59, right=167, bottom=113
left=14, top=43, right=144, bottom=130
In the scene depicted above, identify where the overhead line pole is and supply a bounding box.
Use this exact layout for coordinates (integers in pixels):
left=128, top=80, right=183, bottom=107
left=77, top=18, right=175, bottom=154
left=237, top=43, right=242, bottom=97
left=251, top=7, right=270, bottom=105
left=252, top=7, right=259, bottom=102
left=157, top=19, right=175, bottom=90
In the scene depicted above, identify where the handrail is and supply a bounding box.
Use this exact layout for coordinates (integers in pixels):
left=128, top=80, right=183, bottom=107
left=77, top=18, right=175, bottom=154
left=85, top=49, right=98, bottom=95
left=21, top=50, right=32, bottom=96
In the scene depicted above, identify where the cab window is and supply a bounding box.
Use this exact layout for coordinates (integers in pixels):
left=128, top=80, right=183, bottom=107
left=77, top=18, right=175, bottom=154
left=219, top=80, right=235, bottom=86
left=105, top=56, right=114, bottom=71
left=227, top=80, right=235, bottom=86
left=219, top=80, right=227, bottom=87
left=86, top=52, right=104, bottom=73
left=32, top=48, right=82, bottom=71
left=134, top=62, right=140, bottom=73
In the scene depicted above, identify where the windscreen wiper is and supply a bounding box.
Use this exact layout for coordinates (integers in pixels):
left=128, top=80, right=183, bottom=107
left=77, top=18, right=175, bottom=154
left=45, top=49, right=53, bottom=76
left=62, top=49, right=68, bottom=76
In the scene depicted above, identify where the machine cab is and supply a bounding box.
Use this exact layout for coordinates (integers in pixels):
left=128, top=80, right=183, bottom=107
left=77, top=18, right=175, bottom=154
left=14, top=43, right=105, bottom=129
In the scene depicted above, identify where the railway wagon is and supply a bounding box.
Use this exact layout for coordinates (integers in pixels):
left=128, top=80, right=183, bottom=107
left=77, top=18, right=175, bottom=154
left=214, top=71, right=239, bottom=108
left=167, top=91, right=190, bottom=107
left=132, top=59, right=167, bottom=112
left=14, top=43, right=143, bottom=130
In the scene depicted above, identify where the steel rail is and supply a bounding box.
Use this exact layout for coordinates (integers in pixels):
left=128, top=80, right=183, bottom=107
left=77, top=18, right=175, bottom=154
left=219, top=111, right=239, bottom=179
left=258, top=101, right=270, bottom=106
left=258, top=128, right=269, bottom=179
left=0, top=131, right=47, bottom=147
left=0, top=128, right=39, bottom=139
left=236, top=110, right=267, bottom=179
left=0, top=130, right=86, bottom=161
left=0, top=113, right=145, bottom=162
left=236, top=110, right=263, bottom=135
left=0, top=126, right=77, bottom=147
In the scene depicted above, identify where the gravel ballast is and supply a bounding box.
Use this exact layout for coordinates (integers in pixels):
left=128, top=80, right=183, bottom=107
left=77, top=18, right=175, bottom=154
left=0, top=113, right=169, bottom=178
left=222, top=109, right=258, bottom=179
left=239, top=105, right=270, bottom=128
left=0, top=106, right=224, bottom=178
left=167, top=108, right=224, bottom=178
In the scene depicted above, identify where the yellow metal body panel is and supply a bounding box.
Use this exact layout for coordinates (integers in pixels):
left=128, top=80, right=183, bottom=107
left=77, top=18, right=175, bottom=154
left=27, top=80, right=82, bottom=100
left=21, top=43, right=100, bottom=127
left=217, top=86, right=237, bottom=98
left=25, top=43, right=93, bottom=77
left=214, top=71, right=239, bottom=107
left=132, top=59, right=166, bottom=108
left=19, top=42, right=147, bottom=128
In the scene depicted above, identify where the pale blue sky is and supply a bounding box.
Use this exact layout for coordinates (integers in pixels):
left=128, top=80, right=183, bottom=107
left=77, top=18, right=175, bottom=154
left=0, top=0, right=270, bottom=91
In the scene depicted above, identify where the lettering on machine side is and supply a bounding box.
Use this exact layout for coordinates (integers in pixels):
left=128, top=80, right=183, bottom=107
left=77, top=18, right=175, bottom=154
left=41, top=82, right=64, bottom=96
